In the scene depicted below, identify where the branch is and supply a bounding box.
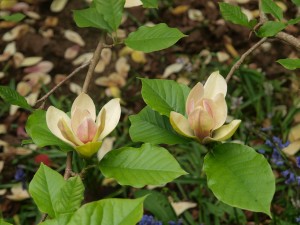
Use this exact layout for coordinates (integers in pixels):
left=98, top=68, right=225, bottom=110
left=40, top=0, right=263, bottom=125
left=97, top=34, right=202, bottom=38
left=275, top=32, right=300, bottom=51
left=35, top=61, right=90, bottom=107
left=64, top=151, right=73, bottom=180
left=225, top=37, right=268, bottom=82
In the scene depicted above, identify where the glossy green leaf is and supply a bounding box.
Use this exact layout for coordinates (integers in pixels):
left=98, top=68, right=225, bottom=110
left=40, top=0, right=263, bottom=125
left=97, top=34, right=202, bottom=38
left=287, top=17, right=300, bottom=25
left=1, top=13, right=25, bottom=22
left=124, top=23, right=186, bottom=53
left=276, top=58, right=300, bottom=70
left=54, top=176, right=84, bottom=216
left=0, top=219, right=13, bottom=225
left=261, top=0, right=283, bottom=21
left=135, top=190, right=177, bottom=223
left=99, top=143, right=187, bottom=188
left=25, top=110, right=73, bottom=151
left=257, top=21, right=285, bottom=37
left=95, top=0, right=125, bottom=31
left=203, top=143, right=275, bottom=216
left=141, top=0, right=158, bottom=8
left=29, top=164, right=66, bottom=218
left=129, top=106, right=189, bottom=145
left=0, top=86, right=32, bottom=110
left=219, top=3, right=250, bottom=27
left=141, top=78, right=190, bottom=116
left=67, top=197, right=146, bottom=225
left=73, top=7, right=112, bottom=32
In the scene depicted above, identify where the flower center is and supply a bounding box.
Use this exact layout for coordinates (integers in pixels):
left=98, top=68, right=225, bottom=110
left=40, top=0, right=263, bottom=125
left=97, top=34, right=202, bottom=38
left=76, top=118, right=97, bottom=144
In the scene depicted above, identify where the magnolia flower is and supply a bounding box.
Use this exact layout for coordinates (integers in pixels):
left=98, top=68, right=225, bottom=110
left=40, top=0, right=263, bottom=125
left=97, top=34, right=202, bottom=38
left=46, top=93, right=121, bottom=158
left=170, top=71, right=241, bottom=144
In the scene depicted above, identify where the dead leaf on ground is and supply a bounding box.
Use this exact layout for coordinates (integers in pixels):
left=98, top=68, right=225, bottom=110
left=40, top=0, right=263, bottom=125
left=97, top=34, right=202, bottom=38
left=0, top=161, right=4, bottom=173
left=24, top=61, right=54, bottom=74
left=188, top=9, right=204, bottom=22
left=6, top=183, right=30, bottom=201
left=171, top=5, right=189, bottom=15
left=162, top=63, right=184, bottom=78
left=64, top=30, right=85, bottom=46
left=72, top=52, right=93, bottom=66
left=169, top=198, right=197, bottom=216
left=69, top=82, right=82, bottom=95
left=2, top=24, right=29, bottom=42
left=19, top=56, right=43, bottom=67
left=51, top=0, right=68, bottom=13
left=64, top=45, right=80, bottom=60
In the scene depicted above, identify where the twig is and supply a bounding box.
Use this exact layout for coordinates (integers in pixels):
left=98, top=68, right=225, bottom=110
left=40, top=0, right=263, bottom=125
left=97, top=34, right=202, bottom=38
left=35, top=61, right=90, bottom=106
left=82, top=38, right=105, bottom=93
left=64, top=151, right=73, bottom=180
left=225, top=37, right=268, bottom=82
left=275, top=32, right=300, bottom=51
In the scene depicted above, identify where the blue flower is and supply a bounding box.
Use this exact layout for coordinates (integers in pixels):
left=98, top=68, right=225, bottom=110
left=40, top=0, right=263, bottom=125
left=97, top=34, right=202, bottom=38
left=296, top=156, right=300, bottom=168
left=139, top=215, right=162, bottom=225
left=14, top=167, right=26, bottom=181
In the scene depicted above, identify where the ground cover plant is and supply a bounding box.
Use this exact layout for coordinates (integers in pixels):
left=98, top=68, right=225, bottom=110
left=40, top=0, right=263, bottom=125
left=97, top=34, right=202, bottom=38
left=0, top=0, right=300, bottom=224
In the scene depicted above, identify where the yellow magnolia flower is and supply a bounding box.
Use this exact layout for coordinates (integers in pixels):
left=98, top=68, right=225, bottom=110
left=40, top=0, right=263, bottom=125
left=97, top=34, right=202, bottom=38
left=46, top=93, right=121, bottom=158
left=170, top=71, right=241, bottom=144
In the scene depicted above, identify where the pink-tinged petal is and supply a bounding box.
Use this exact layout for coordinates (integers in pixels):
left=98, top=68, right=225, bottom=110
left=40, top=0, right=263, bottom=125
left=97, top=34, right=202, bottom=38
left=203, top=71, right=227, bottom=99
left=76, top=118, right=97, bottom=143
left=75, top=141, right=102, bottom=158
left=58, top=118, right=83, bottom=146
left=71, top=93, right=96, bottom=120
left=71, top=109, right=93, bottom=133
left=46, top=106, right=75, bottom=146
left=189, top=108, right=214, bottom=141
left=205, top=119, right=241, bottom=143
left=205, top=94, right=227, bottom=130
left=186, top=82, right=204, bottom=116
left=170, top=111, right=195, bottom=138
left=97, top=98, right=121, bottom=140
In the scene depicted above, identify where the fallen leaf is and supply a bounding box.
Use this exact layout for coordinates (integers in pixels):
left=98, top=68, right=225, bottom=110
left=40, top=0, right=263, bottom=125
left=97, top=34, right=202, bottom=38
left=217, top=51, right=230, bottom=62
left=23, top=72, right=51, bottom=92
left=26, top=92, right=39, bottom=106
left=288, top=124, right=300, bottom=142
left=64, top=45, right=80, bottom=60
left=162, top=63, right=184, bottom=78
left=199, top=49, right=212, bottom=65
left=97, top=137, right=116, bottom=161
left=171, top=5, right=190, bottom=15
left=0, top=161, right=4, bottom=173
left=283, top=140, right=300, bottom=156
left=116, top=57, right=130, bottom=77
left=177, top=76, right=190, bottom=85
left=24, top=11, right=40, bottom=20
left=44, top=16, right=59, bottom=27
left=124, top=0, right=142, bottom=8
left=188, top=9, right=204, bottom=22
left=13, top=52, right=24, bottom=67
left=20, top=56, right=43, bottom=67
left=0, top=189, right=7, bottom=195
left=101, top=48, right=112, bottom=65
left=54, top=74, right=66, bottom=84
left=64, top=29, right=85, bottom=46
left=51, top=0, right=68, bottom=13
left=15, top=147, right=32, bottom=155
left=69, top=82, right=82, bottom=95
left=102, top=178, right=117, bottom=186
left=2, top=24, right=29, bottom=42
left=6, top=183, right=30, bottom=201
left=169, top=199, right=197, bottom=216
left=17, top=81, right=31, bottom=96
left=72, top=52, right=93, bottom=66
left=24, top=61, right=54, bottom=74
left=0, top=42, right=16, bottom=62
left=131, top=51, right=147, bottom=64
left=119, top=46, right=134, bottom=56
left=106, top=86, right=121, bottom=98
left=11, top=2, right=29, bottom=12
left=95, top=59, right=106, bottom=73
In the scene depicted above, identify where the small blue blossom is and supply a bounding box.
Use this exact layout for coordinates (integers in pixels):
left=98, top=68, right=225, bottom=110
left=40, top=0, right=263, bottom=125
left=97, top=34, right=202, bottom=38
left=272, top=136, right=290, bottom=148
left=296, top=156, right=300, bottom=168
left=271, top=149, right=284, bottom=166
left=258, top=149, right=266, bottom=154
left=14, top=167, right=26, bottom=181
left=297, top=176, right=300, bottom=186
left=281, top=170, right=290, bottom=177
left=168, top=219, right=183, bottom=225
left=265, top=139, right=273, bottom=148
left=139, top=215, right=162, bottom=225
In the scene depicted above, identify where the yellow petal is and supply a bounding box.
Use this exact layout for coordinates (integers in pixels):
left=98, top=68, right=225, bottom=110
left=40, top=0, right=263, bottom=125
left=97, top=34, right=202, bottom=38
left=46, top=106, right=75, bottom=146
left=71, top=109, right=93, bottom=134
left=71, top=93, right=96, bottom=121
left=189, top=108, right=214, bottom=140
left=58, top=118, right=83, bottom=146
left=170, top=111, right=195, bottom=138
left=288, top=124, right=300, bottom=142
left=186, top=82, right=204, bottom=115
left=75, top=141, right=102, bottom=158
left=282, top=140, right=300, bottom=156
left=97, top=98, right=121, bottom=140
left=210, top=93, right=227, bottom=130
left=204, top=119, right=241, bottom=143
left=97, top=137, right=116, bottom=161
left=204, top=71, right=227, bottom=99
left=124, top=0, right=143, bottom=8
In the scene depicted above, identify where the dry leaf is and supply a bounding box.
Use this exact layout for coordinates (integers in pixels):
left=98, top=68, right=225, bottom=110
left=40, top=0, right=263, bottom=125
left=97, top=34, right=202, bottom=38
left=101, top=48, right=112, bottom=65
left=119, top=46, right=134, bottom=56
left=69, top=82, right=82, bottom=95
left=106, top=86, right=121, bottom=98
left=288, top=124, right=300, bottom=142
left=23, top=72, right=51, bottom=92
left=171, top=5, right=189, bottom=15
left=0, top=42, right=16, bottom=62
left=97, top=137, right=116, bottom=161
left=40, top=28, right=54, bottom=38
left=13, top=52, right=24, bottom=67
left=188, top=9, right=204, bottom=22
left=115, top=57, right=130, bottom=77
left=199, top=49, right=212, bottom=65
left=124, top=0, right=142, bottom=8
left=72, top=52, right=93, bottom=66
left=17, top=81, right=31, bottom=96
left=64, top=30, right=85, bottom=46
left=44, top=16, right=59, bottom=27
left=162, top=63, right=184, bottom=78
left=20, top=56, right=43, bottom=67
left=64, top=45, right=80, bottom=60
left=10, top=105, right=19, bottom=115
left=95, top=60, right=106, bottom=73
left=275, top=1, right=287, bottom=12
left=24, top=61, right=54, bottom=74
left=54, top=74, right=66, bottom=84
left=283, top=140, right=300, bottom=156
left=51, top=0, right=68, bottom=12
left=102, top=178, right=117, bottom=186
left=131, top=51, right=146, bottom=64
left=11, top=2, right=29, bottom=12
left=241, top=8, right=253, bottom=20
left=217, top=51, right=230, bottom=62
left=0, top=189, right=6, bottom=196
left=225, top=43, right=239, bottom=58
left=170, top=199, right=197, bottom=216
left=2, top=24, right=29, bottom=42
left=6, top=183, right=30, bottom=201
left=0, top=72, right=4, bottom=79
left=24, top=11, right=40, bottom=20
left=26, top=92, right=39, bottom=106
left=0, top=161, right=4, bottom=173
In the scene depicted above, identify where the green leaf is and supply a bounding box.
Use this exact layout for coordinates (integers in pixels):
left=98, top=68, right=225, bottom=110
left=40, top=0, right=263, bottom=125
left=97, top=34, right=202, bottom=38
left=0, top=86, right=32, bottom=110
left=140, top=78, right=190, bottom=116
left=1, top=13, right=25, bottom=22
left=292, top=0, right=300, bottom=6
left=261, top=0, right=283, bottom=21
left=219, top=3, right=250, bottom=27
left=95, top=0, right=125, bottom=31
left=124, top=23, right=186, bottom=53
left=29, top=164, right=66, bottom=218
left=141, top=0, right=158, bottom=8
left=99, top=143, right=187, bottom=188
left=276, top=58, right=300, bottom=70
left=73, top=8, right=112, bottom=32
left=54, top=176, right=84, bottom=216
left=40, top=215, right=71, bottom=225
left=203, top=143, right=275, bottom=216
left=135, top=190, right=177, bottom=223
left=287, top=17, right=300, bottom=25
left=257, top=21, right=285, bottom=37
left=67, top=197, right=146, bottom=225
left=0, top=219, right=13, bottom=225
left=25, top=110, right=73, bottom=151
left=129, top=106, right=189, bottom=145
